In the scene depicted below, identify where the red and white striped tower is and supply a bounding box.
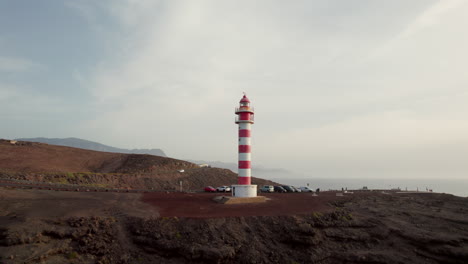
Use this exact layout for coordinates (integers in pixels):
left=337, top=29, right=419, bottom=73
left=232, top=93, right=257, bottom=197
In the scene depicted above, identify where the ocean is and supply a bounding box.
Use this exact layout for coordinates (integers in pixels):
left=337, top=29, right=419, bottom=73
left=270, top=178, right=468, bottom=197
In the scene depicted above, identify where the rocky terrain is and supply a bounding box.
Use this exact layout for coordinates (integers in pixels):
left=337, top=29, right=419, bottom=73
left=1, top=139, right=467, bottom=263
left=0, top=139, right=276, bottom=190
left=0, top=189, right=467, bottom=264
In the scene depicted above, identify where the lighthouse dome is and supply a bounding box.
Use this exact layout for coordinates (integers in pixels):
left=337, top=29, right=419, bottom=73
left=240, top=94, right=250, bottom=103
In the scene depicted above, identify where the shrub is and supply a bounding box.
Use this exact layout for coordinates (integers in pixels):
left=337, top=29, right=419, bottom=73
left=312, top=212, right=323, bottom=219
left=67, top=251, right=79, bottom=259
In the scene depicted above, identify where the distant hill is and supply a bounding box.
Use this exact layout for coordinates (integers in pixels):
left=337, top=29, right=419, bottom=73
left=16, top=137, right=166, bottom=157
left=0, top=139, right=278, bottom=190
left=1, top=139, right=184, bottom=174
left=187, top=159, right=291, bottom=179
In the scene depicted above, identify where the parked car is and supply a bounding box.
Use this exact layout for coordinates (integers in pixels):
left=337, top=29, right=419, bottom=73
left=260, top=185, right=274, bottom=193
left=204, top=186, right=216, bottom=192
left=281, top=185, right=295, bottom=192
left=274, top=186, right=287, bottom=193
left=298, top=186, right=313, bottom=192
left=216, top=186, right=231, bottom=192
left=293, top=187, right=302, bottom=192
left=289, top=186, right=300, bottom=192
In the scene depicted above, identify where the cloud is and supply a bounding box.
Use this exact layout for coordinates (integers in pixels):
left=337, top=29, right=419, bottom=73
left=368, top=0, right=468, bottom=62
left=0, top=56, right=39, bottom=72
left=398, top=0, right=465, bottom=39
left=66, top=0, right=468, bottom=178
left=0, top=83, right=63, bottom=118
left=0, top=83, right=20, bottom=101
left=84, top=1, right=435, bottom=108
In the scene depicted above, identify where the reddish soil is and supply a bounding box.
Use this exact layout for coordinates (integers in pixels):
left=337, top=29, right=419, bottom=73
left=0, top=139, right=195, bottom=174
left=142, top=192, right=337, bottom=218
left=0, top=139, right=278, bottom=191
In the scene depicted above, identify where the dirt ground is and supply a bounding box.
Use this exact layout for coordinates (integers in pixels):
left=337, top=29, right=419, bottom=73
left=0, top=139, right=279, bottom=193
left=0, top=188, right=335, bottom=219
left=0, top=188, right=158, bottom=219
left=1, top=187, right=467, bottom=264
left=0, top=139, right=195, bottom=174
left=142, top=192, right=337, bottom=218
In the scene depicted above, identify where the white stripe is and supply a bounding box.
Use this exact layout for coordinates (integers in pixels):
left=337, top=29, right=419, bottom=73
left=239, top=137, right=251, bottom=145
left=238, top=153, right=251, bottom=161
left=238, top=169, right=251, bottom=177
left=239, top=123, right=251, bottom=130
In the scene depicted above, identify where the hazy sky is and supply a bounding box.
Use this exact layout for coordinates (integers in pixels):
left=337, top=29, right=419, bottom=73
left=1, top=0, right=468, bottom=179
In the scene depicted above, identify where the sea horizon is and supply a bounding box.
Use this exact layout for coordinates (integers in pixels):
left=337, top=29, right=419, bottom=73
left=270, top=177, right=468, bottom=197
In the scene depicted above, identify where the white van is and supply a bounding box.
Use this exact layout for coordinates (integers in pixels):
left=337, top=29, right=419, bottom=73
left=260, top=185, right=274, bottom=193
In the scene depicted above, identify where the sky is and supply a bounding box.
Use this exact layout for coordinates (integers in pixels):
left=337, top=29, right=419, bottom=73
left=1, top=0, right=468, bottom=179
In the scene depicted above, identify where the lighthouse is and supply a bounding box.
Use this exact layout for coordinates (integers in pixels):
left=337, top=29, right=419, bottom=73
left=232, top=93, right=257, bottom=197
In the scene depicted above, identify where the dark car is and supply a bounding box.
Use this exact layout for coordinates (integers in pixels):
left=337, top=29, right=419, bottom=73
left=281, top=185, right=295, bottom=192
left=274, top=186, right=287, bottom=193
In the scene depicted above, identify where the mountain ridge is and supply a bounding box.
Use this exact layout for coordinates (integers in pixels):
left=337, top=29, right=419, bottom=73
left=16, top=137, right=166, bottom=157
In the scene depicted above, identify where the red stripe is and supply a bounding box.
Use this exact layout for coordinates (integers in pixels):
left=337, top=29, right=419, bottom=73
left=238, top=145, right=251, bottom=153
left=238, top=177, right=251, bottom=185
left=238, top=161, right=251, bottom=169
left=239, top=129, right=251, bottom=137
left=239, top=113, right=250, bottom=120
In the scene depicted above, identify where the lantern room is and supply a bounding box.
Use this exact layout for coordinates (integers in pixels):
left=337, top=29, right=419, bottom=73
left=235, top=94, right=254, bottom=124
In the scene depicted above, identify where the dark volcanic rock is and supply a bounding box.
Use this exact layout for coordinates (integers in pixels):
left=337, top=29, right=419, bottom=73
left=0, top=192, right=467, bottom=263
